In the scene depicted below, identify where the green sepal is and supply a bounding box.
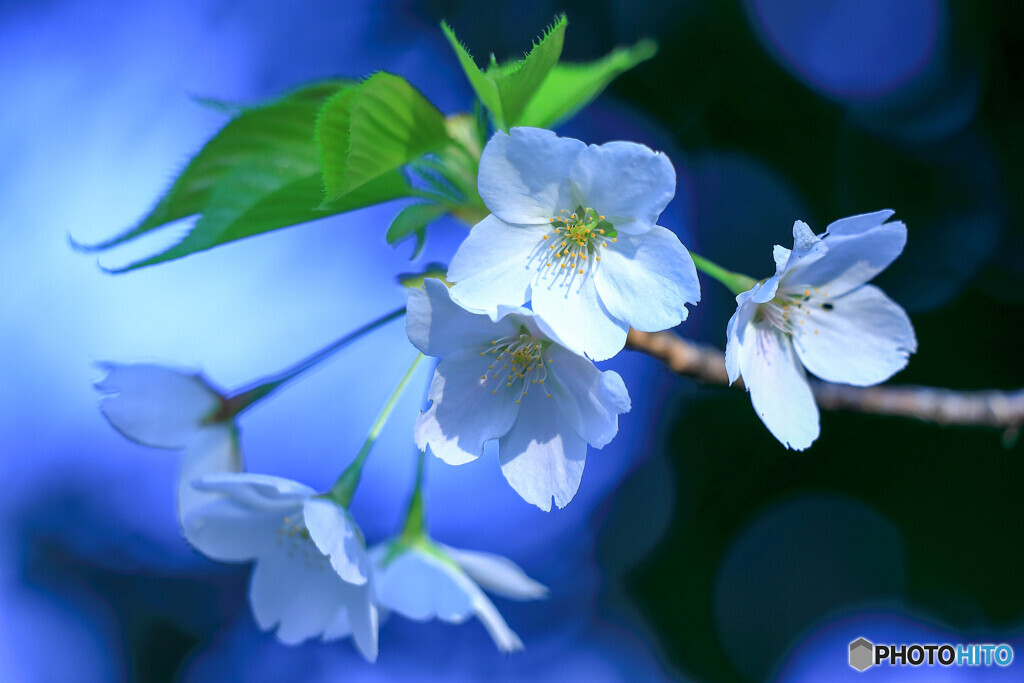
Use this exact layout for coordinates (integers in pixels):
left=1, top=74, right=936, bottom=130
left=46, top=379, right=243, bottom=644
left=397, top=263, right=449, bottom=290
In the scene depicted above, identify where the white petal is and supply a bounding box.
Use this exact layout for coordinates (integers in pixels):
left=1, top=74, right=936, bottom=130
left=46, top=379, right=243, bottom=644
left=594, top=225, right=700, bottom=332
left=303, top=499, right=370, bottom=585
left=477, top=128, right=586, bottom=225
left=448, top=215, right=544, bottom=313
left=825, top=209, right=895, bottom=236
left=249, top=540, right=364, bottom=646
left=785, top=219, right=907, bottom=297
left=415, top=348, right=521, bottom=466
left=442, top=546, right=549, bottom=600
left=771, top=221, right=827, bottom=285
left=406, top=278, right=518, bottom=357
left=737, top=321, right=819, bottom=450
left=374, top=548, right=473, bottom=623
left=569, top=141, right=675, bottom=235
left=347, top=591, right=379, bottom=662
left=182, top=473, right=315, bottom=562
left=97, top=363, right=222, bottom=449
left=191, top=473, right=315, bottom=507
left=177, top=424, right=244, bottom=551
left=531, top=270, right=628, bottom=362
left=498, top=391, right=588, bottom=511
left=725, top=292, right=758, bottom=385
left=546, top=346, right=630, bottom=448
left=792, top=284, right=917, bottom=386
left=323, top=584, right=379, bottom=663
left=470, top=587, right=524, bottom=653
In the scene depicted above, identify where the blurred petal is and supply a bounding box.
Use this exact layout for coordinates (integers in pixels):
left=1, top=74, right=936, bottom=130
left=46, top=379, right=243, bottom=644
left=478, top=127, right=585, bottom=225
left=738, top=322, right=819, bottom=450
left=323, top=584, right=378, bottom=663
left=248, top=540, right=356, bottom=645
left=406, top=278, right=517, bottom=356
left=415, top=348, right=521, bottom=465
left=374, top=548, right=473, bottom=622
left=793, top=284, right=917, bottom=386
left=448, top=215, right=543, bottom=313
left=471, top=585, right=525, bottom=653
left=546, top=346, right=630, bottom=448
left=443, top=545, right=549, bottom=600
left=594, top=225, right=700, bottom=332
left=570, top=140, right=675, bottom=235
left=303, top=498, right=370, bottom=585
left=177, top=424, right=244, bottom=551
left=498, top=391, right=588, bottom=511
left=191, top=473, right=316, bottom=507
left=97, top=363, right=222, bottom=449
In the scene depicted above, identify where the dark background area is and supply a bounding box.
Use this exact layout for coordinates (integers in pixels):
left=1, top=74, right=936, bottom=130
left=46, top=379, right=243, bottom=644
left=3, top=0, right=1023, bottom=680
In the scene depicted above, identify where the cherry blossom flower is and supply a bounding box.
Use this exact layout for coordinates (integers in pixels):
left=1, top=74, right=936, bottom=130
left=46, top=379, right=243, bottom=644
left=184, top=473, right=378, bottom=659
left=725, top=210, right=917, bottom=449
left=408, top=278, right=630, bottom=510
left=447, top=127, right=700, bottom=361
left=96, top=363, right=241, bottom=526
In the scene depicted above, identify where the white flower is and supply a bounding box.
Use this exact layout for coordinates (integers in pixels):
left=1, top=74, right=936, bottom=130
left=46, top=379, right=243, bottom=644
left=96, top=363, right=242, bottom=526
left=447, top=127, right=700, bottom=361
left=183, top=473, right=378, bottom=659
left=725, top=210, right=918, bottom=449
left=371, top=538, right=547, bottom=653
left=408, top=279, right=631, bottom=511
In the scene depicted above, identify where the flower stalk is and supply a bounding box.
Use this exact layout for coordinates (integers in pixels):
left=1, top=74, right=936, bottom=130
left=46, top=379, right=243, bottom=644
left=689, top=253, right=756, bottom=295
left=221, top=306, right=407, bottom=418
left=400, top=450, right=428, bottom=542
left=330, top=353, right=426, bottom=507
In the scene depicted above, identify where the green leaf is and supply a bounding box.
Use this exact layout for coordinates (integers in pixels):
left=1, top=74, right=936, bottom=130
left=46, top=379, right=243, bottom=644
left=318, top=72, right=451, bottom=202
left=441, top=16, right=568, bottom=130
left=75, top=80, right=351, bottom=253
left=386, top=202, right=449, bottom=259
left=517, top=39, right=657, bottom=129
left=492, top=14, right=567, bottom=126
left=107, top=169, right=412, bottom=272
left=441, top=21, right=505, bottom=127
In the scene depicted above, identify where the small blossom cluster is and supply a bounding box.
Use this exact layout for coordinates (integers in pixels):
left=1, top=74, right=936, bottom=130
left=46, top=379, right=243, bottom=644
left=95, top=126, right=917, bottom=659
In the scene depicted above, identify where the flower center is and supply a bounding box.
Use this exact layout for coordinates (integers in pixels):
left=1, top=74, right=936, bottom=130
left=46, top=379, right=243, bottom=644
left=278, top=515, right=332, bottom=570
left=756, top=287, right=832, bottom=336
left=532, top=206, right=617, bottom=277
left=479, top=331, right=554, bottom=403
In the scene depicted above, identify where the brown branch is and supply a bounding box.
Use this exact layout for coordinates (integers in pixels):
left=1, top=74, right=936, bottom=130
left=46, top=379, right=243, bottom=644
left=625, top=329, right=1024, bottom=434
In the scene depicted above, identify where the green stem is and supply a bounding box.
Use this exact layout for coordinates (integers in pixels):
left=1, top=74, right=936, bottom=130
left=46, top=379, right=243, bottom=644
left=222, top=306, right=406, bottom=417
left=690, top=253, right=757, bottom=296
left=400, top=450, right=428, bottom=542
left=329, top=353, right=426, bottom=508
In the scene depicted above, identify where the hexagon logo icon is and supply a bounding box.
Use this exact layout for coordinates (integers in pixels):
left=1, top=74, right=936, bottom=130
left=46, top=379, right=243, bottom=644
left=849, top=637, right=874, bottom=671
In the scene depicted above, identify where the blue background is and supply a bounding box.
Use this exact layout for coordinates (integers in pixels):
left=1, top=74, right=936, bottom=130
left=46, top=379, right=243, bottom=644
left=2, top=0, right=1024, bottom=680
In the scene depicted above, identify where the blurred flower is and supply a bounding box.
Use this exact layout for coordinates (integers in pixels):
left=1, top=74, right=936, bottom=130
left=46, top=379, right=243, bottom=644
left=371, top=537, right=547, bottom=654
left=725, top=210, right=917, bottom=449
left=408, top=279, right=631, bottom=511
left=448, top=127, right=700, bottom=361
left=184, top=473, right=378, bottom=660
left=96, top=363, right=242, bottom=525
